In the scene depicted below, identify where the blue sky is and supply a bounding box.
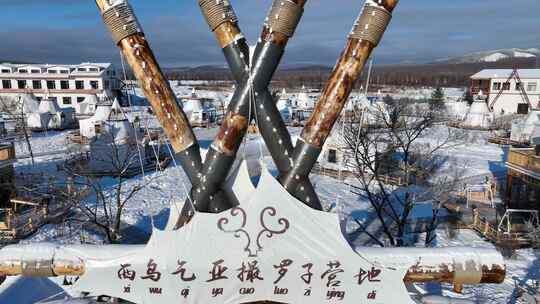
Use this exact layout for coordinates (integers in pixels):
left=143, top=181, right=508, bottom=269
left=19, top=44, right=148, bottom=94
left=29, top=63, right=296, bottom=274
left=0, top=0, right=538, bottom=67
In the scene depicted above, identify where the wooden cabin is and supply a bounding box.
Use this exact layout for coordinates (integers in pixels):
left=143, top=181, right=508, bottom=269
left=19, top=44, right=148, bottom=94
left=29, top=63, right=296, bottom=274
left=506, top=146, right=540, bottom=213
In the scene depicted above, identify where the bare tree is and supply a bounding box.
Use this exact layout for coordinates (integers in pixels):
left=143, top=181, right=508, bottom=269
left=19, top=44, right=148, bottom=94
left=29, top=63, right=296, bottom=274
left=344, top=99, right=464, bottom=247
left=0, top=96, right=35, bottom=165
left=67, top=126, right=155, bottom=243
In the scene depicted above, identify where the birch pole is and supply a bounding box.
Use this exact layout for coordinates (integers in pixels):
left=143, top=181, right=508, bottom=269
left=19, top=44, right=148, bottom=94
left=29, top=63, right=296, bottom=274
left=95, top=0, right=199, bottom=175
left=197, top=0, right=322, bottom=212
left=280, top=0, right=398, bottom=194
left=95, top=0, right=232, bottom=209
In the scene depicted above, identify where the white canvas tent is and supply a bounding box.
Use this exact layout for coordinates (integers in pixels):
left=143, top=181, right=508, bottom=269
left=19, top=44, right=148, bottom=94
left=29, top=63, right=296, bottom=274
left=277, top=89, right=292, bottom=124
left=20, top=93, right=40, bottom=114
left=26, top=97, right=75, bottom=130
left=297, top=86, right=315, bottom=110
left=79, top=99, right=122, bottom=139
left=74, top=94, right=99, bottom=115
left=510, top=109, right=540, bottom=143
left=462, top=93, right=494, bottom=129
left=86, top=106, right=143, bottom=173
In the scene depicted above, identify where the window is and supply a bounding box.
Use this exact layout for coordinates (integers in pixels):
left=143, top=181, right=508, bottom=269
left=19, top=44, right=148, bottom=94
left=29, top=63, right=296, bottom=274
left=1, top=80, right=11, bottom=89
left=59, top=70, right=69, bottom=74
left=77, top=97, right=86, bottom=103
left=48, top=70, right=57, bottom=74
left=62, top=97, right=72, bottom=105
left=516, top=82, right=523, bottom=91
left=60, top=80, right=69, bottom=90
left=492, top=82, right=501, bottom=91
left=89, top=68, right=99, bottom=72
left=104, top=80, right=110, bottom=89
left=328, top=149, right=337, bottom=164
left=90, top=81, right=99, bottom=89
left=49, top=97, right=58, bottom=102
left=32, top=80, right=42, bottom=89
left=517, top=103, right=529, bottom=115
left=527, top=82, right=537, bottom=92
left=75, top=81, right=84, bottom=90
left=0, top=69, right=10, bottom=73
left=77, top=68, right=87, bottom=72
left=36, top=97, right=42, bottom=102
left=47, top=80, right=56, bottom=90
left=18, top=69, right=28, bottom=74
left=502, top=82, right=511, bottom=91
left=31, top=69, right=40, bottom=74
left=17, top=80, right=27, bottom=89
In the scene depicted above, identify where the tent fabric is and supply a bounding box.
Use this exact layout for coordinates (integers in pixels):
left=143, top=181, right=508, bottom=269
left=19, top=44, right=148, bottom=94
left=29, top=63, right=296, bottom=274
left=73, top=165, right=412, bottom=304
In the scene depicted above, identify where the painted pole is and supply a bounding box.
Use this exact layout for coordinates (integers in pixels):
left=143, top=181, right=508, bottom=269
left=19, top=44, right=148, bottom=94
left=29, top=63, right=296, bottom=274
left=197, top=0, right=322, bottom=212
left=95, top=0, right=230, bottom=209
left=175, top=0, right=313, bottom=227
left=280, top=0, right=398, bottom=195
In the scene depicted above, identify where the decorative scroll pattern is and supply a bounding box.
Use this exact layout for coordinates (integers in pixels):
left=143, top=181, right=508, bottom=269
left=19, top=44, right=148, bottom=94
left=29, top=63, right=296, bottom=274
left=217, top=206, right=290, bottom=257
left=257, top=207, right=290, bottom=251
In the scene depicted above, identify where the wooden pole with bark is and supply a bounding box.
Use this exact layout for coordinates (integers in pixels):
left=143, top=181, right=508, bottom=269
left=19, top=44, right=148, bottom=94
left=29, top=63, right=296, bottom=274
left=94, top=0, right=230, bottom=209
left=280, top=0, right=399, bottom=195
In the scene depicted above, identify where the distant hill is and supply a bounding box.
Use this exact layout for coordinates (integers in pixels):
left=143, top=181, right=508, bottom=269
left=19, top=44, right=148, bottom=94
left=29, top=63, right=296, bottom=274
left=437, top=48, right=540, bottom=64
left=163, top=49, right=540, bottom=88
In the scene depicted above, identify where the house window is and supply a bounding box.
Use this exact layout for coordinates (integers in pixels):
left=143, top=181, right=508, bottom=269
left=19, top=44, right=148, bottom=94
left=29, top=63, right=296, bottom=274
left=60, top=80, right=69, bottom=90
left=328, top=149, right=337, bottom=163
left=48, top=70, right=57, bottom=74
left=31, top=69, right=40, bottom=74
left=527, top=82, right=537, bottom=92
left=32, top=80, right=42, bottom=89
left=90, top=81, right=99, bottom=89
left=1, top=80, right=11, bottom=89
left=89, top=68, right=99, bottom=72
left=62, top=97, right=72, bottom=105
left=77, top=97, right=85, bottom=103
left=77, top=68, right=87, bottom=72
left=502, top=82, right=511, bottom=91
left=517, top=103, right=529, bottom=115
left=36, top=97, right=42, bottom=102
left=18, top=69, right=28, bottom=74
left=492, top=82, right=501, bottom=91
left=46, top=80, right=56, bottom=90
left=17, top=80, right=27, bottom=89
left=75, top=81, right=84, bottom=90
left=515, top=82, right=524, bottom=91
left=59, top=70, right=69, bottom=74
left=0, top=69, right=10, bottom=73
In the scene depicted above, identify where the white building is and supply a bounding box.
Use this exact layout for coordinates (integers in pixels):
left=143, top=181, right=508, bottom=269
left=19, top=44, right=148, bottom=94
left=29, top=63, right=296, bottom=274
left=470, top=69, right=540, bottom=115
left=0, top=62, right=121, bottom=113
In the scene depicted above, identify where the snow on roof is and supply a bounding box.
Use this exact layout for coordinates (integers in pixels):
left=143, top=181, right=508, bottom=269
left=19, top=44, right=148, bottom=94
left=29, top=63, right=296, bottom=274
left=471, top=69, right=540, bottom=80
left=0, top=62, right=111, bottom=70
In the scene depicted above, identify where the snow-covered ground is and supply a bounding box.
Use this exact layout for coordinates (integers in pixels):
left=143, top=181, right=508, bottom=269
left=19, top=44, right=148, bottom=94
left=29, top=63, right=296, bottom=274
left=0, top=104, right=538, bottom=303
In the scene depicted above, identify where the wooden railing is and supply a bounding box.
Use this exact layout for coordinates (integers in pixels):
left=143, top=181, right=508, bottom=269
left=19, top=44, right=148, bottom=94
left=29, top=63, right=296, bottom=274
left=507, top=148, right=540, bottom=173
left=471, top=210, right=531, bottom=245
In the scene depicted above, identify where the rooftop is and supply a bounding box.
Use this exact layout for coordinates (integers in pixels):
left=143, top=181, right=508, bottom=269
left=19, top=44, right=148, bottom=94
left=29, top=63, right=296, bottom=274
left=471, top=69, right=540, bottom=80
left=0, top=62, right=111, bottom=69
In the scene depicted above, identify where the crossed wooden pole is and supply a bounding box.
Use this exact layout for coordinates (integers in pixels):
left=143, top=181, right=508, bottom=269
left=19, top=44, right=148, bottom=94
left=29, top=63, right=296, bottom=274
left=95, top=0, right=397, bottom=224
